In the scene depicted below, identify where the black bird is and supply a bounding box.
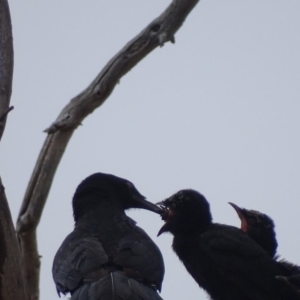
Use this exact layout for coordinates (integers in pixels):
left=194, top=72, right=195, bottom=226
left=228, top=202, right=278, bottom=257
left=229, top=202, right=300, bottom=295
left=157, top=189, right=297, bottom=300
left=53, top=172, right=165, bottom=300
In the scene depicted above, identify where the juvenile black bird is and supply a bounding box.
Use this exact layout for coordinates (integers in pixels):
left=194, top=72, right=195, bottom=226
left=229, top=202, right=300, bottom=295
left=228, top=202, right=278, bottom=257
left=158, top=189, right=297, bottom=300
left=53, top=172, right=165, bottom=300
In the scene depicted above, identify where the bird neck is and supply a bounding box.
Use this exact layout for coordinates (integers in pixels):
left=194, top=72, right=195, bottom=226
left=172, top=216, right=212, bottom=238
left=248, top=227, right=278, bottom=258
left=73, top=193, right=124, bottom=223
left=74, top=197, right=126, bottom=228
left=74, top=205, right=133, bottom=261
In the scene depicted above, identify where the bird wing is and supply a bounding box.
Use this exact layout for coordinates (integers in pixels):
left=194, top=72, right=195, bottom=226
left=199, top=225, right=288, bottom=300
left=52, top=233, right=109, bottom=295
left=114, top=226, right=165, bottom=291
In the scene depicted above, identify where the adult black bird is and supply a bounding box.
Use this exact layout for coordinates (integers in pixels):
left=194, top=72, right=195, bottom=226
left=53, top=172, right=164, bottom=300
left=229, top=202, right=300, bottom=295
left=157, top=189, right=297, bottom=300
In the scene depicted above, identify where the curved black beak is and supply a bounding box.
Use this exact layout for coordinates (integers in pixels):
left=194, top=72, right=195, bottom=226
left=157, top=222, right=170, bottom=236
left=133, top=195, right=165, bottom=214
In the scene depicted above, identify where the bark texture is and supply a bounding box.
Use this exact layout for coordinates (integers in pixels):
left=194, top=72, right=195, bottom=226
left=0, top=0, right=14, bottom=142
left=0, top=2, right=28, bottom=299
left=0, top=178, right=28, bottom=300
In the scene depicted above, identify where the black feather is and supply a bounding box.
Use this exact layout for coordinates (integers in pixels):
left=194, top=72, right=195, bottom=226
left=229, top=203, right=300, bottom=296
left=158, top=189, right=298, bottom=300
left=53, top=172, right=164, bottom=300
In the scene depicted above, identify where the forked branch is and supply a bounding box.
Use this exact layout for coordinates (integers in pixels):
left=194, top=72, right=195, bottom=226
left=16, top=1, right=199, bottom=299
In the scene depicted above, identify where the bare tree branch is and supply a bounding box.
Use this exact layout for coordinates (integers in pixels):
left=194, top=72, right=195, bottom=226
left=16, top=0, right=199, bottom=299
left=0, top=1, right=28, bottom=299
left=44, top=0, right=199, bottom=134
left=0, top=0, right=14, bottom=142
left=17, top=132, right=73, bottom=300
left=0, top=178, right=28, bottom=300
left=0, top=106, right=13, bottom=122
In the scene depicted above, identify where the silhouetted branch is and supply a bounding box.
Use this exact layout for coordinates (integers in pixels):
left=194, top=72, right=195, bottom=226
left=0, top=178, right=28, bottom=300
left=0, top=106, right=14, bottom=121
left=16, top=0, right=199, bottom=299
left=0, top=0, right=14, bottom=142
left=0, top=0, right=28, bottom=299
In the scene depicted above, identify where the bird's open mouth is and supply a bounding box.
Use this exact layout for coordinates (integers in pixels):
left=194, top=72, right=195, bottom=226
left=228, top=202, right=248, bottom=232
left=156, top=201, right=171, bottom=221
left=156, top=201, right=174, bottom=236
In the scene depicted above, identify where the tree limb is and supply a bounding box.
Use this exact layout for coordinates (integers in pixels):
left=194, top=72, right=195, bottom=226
left=0, top=178, right=28, bottom=300
left=0, top=0, right=14, bottom=142
left=16, top=0, right=199, bottom=299
left=0, top=0, right=28, bottom=299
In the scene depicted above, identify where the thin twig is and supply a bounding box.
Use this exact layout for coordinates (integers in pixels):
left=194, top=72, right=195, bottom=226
left=0, top=105, right=14, bottom=121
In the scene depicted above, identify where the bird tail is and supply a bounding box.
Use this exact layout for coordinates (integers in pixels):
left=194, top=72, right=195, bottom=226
left=71, top=271, right=163, bottom=300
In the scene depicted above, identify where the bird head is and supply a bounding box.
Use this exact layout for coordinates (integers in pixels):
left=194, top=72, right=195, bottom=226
left=72, top=173, right=163, bottom=222
left=157, top=189, right=212, bottom=237
left=228, top=202, right=277, bottom=257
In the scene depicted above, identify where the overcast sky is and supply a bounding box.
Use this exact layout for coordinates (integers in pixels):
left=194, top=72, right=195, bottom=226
left=2, top=1, right=300, bottom=299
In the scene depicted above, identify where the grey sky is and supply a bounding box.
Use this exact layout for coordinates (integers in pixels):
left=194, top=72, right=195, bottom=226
left=2, top=1, right=300, bottom=299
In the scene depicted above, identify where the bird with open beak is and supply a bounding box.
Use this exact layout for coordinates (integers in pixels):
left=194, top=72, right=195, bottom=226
left=157, top=189, right=299, bottom=300
left=228, top=202, right=278, bottom=257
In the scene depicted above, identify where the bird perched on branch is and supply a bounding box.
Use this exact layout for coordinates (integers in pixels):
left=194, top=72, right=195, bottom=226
left=158, top=189, right=297, bottom=300
left=53, top=172, right=165, bottom=300
left=229, top=202, right=300, bottom=296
